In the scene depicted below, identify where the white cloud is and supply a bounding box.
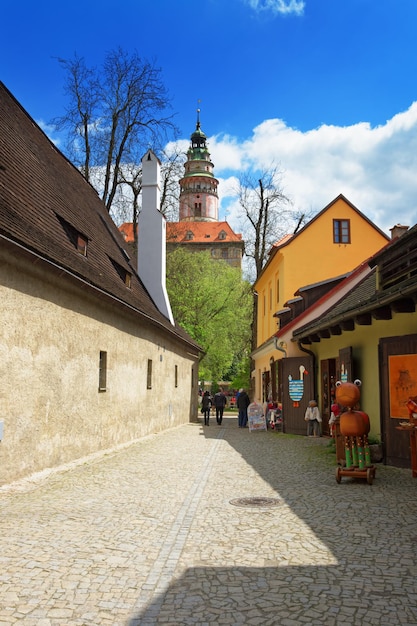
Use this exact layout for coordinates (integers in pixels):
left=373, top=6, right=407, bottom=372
left=245, top=0, right=305, bottom=16
left=208, top=103, right=417, bottom=235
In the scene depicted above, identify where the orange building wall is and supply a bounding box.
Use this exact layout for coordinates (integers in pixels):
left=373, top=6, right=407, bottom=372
left=255, top=197, right=390, bottom=349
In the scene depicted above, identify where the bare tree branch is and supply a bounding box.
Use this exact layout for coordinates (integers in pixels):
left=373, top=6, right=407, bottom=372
left=51, top=48, right=179, bottom=218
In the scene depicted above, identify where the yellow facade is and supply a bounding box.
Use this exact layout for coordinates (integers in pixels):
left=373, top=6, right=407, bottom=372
left=252, top=195, right=390, bottom=401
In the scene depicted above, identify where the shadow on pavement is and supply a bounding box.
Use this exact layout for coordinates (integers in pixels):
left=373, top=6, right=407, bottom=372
left=129, top=415, right=417, bottom=625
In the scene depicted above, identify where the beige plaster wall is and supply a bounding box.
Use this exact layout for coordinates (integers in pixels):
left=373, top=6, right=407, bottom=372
left=0, top=252, right=199, bottom=485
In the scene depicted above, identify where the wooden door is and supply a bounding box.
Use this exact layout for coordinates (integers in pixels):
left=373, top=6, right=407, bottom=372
left=320, top=358, right=336, bottom=436
left=262, top=370, right=270, bottom=403
left=379, top=334, right=417, bottom=468
left=281, top=356, right=314, bottom=435
left=337, top=346, right=353, bottom=382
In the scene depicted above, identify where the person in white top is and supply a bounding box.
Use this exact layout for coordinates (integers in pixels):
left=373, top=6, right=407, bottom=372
left=304, top=400, right=322, bottom=437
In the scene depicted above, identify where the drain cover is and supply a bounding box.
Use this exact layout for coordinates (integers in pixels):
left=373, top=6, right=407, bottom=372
left=230, top=496, right=281, bottom=508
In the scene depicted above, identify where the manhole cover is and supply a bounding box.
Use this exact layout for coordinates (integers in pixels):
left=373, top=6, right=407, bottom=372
left=230, top=497, right=281, bottom=508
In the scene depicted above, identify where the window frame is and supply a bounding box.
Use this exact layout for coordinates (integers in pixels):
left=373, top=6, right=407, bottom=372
left=333, top=219, right=351, bottom=244
left=147, top=359, right=153, bottom=390
left=99, top=351, right=107, bottom=392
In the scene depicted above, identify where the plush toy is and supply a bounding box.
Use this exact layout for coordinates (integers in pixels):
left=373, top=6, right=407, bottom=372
left=335, top=379, right=371, bottom=469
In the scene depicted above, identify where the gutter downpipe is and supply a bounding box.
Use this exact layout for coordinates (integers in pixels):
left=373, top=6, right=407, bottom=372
left=274, top=337, right=287, bottom=357
left=297, top=340, right=317, bottom=401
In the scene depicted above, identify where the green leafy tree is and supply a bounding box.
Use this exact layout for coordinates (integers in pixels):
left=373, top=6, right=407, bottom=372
left=166, top=249, right=252, bottom=384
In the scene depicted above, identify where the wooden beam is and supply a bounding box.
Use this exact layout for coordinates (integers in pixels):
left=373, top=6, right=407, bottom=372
left=391, top=298, right=415, bottom=313
left=355, top=313, right=372, bottom=325
left=340, top=319, right=355, bottom=331
left=319, top=329, right=331, bottom=338
left=310, top=334, right=321, bottom=342
left=330, top=325, right=342, bottom=335
left=373, top=306, right=392, bottom=320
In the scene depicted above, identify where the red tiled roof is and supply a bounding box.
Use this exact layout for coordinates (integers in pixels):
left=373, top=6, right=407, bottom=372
left=271, top=233, right=293, bottom=251
left=119, top=222, right=135, bottom=242
left=167, top=221, right=242, bottom=243
left=119, top=220, right=243, bottom=245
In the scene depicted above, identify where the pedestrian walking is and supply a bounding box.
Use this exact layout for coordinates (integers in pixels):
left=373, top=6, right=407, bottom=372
left=201, top=390, right=212, bottom=426
left=237, top=389, right=250, bottom=427
left=304, top=399, right=322, bottom=436
left=213, top=388, right=227, bottom=424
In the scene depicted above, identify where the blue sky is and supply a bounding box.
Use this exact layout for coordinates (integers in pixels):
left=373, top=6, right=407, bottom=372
left=3, top=0, right=417, bottom=233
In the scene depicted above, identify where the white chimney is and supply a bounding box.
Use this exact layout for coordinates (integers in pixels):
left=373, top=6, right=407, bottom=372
left=138, top=150, right=174, bottom=325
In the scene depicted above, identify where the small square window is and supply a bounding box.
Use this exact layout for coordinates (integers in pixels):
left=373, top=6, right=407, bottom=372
left=333, top=219, right=351, bottom=244
left=109, top=258, right=132, bottom=288
left=56, top=214, right=89, bottom=256
left=77, top=234, right=88, bottom=256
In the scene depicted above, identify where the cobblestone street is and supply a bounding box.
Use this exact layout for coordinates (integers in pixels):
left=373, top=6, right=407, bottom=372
left=1, top=415, right=417, bottom=625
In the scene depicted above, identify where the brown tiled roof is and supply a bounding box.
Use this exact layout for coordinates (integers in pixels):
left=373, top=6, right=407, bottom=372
left=293, top=270, right=378, bottom=339
left=0, top=82, right=200, bottom=352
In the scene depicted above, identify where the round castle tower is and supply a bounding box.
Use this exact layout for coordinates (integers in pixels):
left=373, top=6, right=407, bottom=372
left=179, top=109, right=219, bottom=222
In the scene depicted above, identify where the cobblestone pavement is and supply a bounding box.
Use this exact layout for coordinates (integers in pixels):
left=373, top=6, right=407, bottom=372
left=1, top=415, right=417, bottom=625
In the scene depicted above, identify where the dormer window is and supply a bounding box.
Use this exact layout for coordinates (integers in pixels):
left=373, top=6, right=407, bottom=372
left=109, top=257, right=132, bottom=287
left=185, top=230, right=194, bottom=240
left=56, top=214, right=89, bottom=257
left=219, top=230, right=227, bottom=240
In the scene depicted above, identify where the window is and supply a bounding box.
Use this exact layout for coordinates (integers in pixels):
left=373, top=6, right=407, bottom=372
left=276, top=278, right=280, bottom=303
left=175, top=365, right=178, bottom=388
left=99, top=351, right=107, bottom=392
left=77, top=234, right=88, bottom=256
left=333, top=219, right=351, bottom=244
left=57, top=214, right=89, bottom=256
left=109, top=258, right=132, bottom=287
left=147, top=359, right=153, bottom=389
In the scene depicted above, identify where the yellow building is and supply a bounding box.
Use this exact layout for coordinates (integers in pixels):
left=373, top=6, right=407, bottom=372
left=252, top=194, right=390, bottom=403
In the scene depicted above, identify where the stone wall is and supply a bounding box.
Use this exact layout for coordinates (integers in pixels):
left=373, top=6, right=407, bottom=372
left=0, top=249, right=199, bottom=485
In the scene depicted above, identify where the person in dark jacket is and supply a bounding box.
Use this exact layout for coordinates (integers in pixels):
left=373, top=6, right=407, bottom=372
left=201, top=390, right=212, bottom=426
left=213, top=389, right=227, bottom=425
left=237, top=389, right=250, bottom=428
